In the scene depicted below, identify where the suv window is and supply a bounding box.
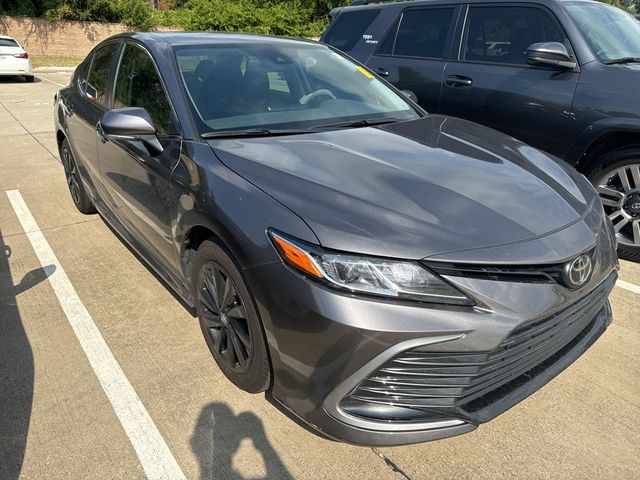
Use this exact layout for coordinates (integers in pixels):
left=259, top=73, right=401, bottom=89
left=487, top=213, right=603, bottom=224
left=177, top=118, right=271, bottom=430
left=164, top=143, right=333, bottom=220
left=114, top=43, right=174, bottom=136
left=463, top=6, right=564, bottom=65
left=85, top=43, right=119, bottom=106
left=324, top=9, right=381, bottom=52
left=0, top=38, right=19, bottom=47
left=393, top=8, right=455, bottom=59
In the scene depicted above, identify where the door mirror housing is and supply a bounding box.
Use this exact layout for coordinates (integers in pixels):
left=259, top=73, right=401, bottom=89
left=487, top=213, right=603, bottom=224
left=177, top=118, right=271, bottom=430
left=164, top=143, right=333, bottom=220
left=401, top=90, right=418, bottom=103
left=525, top=42, right=577, bottom=69
left=99, top=107, right=163, bottom=154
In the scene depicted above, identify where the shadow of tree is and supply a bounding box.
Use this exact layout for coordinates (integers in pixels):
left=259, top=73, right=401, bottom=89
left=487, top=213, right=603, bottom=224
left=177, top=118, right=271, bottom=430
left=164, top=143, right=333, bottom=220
left=0, top=227, right=56, bottom=479
left=190, top=402, right=293, bottom=480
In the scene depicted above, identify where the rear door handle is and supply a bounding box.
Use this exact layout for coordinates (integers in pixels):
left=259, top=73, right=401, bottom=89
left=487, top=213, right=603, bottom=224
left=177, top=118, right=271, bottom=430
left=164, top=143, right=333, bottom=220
left=445, top=75, right=473, bottom=88
left=374, top=67, right=389, bottom=77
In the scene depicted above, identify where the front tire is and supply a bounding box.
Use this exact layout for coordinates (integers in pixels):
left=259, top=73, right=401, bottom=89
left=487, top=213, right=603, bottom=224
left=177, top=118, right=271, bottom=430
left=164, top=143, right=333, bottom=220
left=586, top=147, right=640, bottom=262
left=60, top=139, right=95, bottom=214
left=192, top=240, right=271, bottom=393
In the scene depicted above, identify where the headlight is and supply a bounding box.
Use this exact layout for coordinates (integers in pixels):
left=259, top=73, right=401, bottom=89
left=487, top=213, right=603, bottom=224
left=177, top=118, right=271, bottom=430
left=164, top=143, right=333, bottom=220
left=269, top=231, right=473, bottom=306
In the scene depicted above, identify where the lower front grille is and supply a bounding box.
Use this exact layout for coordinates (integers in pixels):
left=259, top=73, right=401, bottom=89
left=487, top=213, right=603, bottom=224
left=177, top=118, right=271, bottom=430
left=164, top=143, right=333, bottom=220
left=341, top=272, right=616, bottom=423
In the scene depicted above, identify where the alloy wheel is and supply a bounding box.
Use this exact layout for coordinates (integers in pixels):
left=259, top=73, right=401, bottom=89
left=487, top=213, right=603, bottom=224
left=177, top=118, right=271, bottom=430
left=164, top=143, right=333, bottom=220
left=199, top=261, right=252, bottom=372
left=596, top=164, right=640, bottom=247
left=62, top=146, right=81, bottom=205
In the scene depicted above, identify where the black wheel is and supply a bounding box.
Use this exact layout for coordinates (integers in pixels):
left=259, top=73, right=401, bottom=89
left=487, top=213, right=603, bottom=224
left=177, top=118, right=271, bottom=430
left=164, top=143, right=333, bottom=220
left=586, top=148, right=640, bottom=261
left=60, top=139, right=95, bottom=214
left=25, top=75, right=34, bottom=83
left=193, top=240, right=271, bottom=393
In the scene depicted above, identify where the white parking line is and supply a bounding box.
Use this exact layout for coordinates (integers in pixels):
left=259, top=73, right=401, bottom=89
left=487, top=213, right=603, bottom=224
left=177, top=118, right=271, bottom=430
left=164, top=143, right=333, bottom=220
left=617, top=279, right=640, bottom=296
left=5, top=190, right=186, bottom=480
left=38, top=76, right=66, bottom=87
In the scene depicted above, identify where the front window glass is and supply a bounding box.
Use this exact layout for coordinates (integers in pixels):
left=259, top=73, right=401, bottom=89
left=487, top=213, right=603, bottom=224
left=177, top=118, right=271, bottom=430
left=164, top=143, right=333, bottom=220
left=464, top=7, right=564, bottom=65
left=566, top=2, right=640, bottom=62
left=174, top=42, right=419, bottom=133
left=114, top=43, right=174, bottom=135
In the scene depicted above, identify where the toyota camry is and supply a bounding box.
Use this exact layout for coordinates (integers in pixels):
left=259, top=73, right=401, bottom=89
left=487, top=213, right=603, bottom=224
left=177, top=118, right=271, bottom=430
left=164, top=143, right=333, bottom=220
left=54, top=33, right=618, bottom=446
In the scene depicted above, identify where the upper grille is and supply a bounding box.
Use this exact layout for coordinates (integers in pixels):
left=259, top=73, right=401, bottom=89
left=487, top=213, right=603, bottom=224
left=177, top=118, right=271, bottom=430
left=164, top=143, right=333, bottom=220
left=343, top=272, right=616, bottom=418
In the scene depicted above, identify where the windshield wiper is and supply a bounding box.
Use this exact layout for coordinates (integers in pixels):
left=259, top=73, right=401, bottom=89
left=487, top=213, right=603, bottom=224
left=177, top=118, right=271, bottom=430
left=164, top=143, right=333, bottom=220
left=310, top=118, right=403, bottom=131
left=603, top=57, right=640, bottom=65
left=202, top=128, right=309, bottom=139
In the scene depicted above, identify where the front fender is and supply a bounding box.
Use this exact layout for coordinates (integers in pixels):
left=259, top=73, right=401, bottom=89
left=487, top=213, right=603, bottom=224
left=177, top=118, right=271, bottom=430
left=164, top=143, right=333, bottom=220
left=566, top=117, right=640, bottom=167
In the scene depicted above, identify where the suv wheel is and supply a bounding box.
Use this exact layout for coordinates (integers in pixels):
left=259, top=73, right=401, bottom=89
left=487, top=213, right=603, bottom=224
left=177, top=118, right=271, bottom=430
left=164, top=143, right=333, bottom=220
left=192, top=240, right=271, bottom=393
left=587, top=148, right=640, bottom=261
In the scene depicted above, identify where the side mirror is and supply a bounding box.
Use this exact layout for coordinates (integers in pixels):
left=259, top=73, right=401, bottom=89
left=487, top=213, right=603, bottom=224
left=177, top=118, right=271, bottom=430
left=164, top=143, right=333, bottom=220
left=99, top=107, right=163, bottom=154
left=401, top=90, right=418, bottom=103
left=525, top=42, right=576, bottom=69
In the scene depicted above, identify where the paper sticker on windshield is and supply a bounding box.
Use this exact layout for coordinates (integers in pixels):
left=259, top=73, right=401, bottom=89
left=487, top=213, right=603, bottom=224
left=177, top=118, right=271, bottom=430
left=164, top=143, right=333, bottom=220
left=355, top=66, right=374, bottom=79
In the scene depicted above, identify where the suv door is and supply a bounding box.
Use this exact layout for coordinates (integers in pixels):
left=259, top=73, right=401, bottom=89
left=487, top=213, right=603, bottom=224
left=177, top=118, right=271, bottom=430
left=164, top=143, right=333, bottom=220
left=366, top=6, right=460, bottom=113
left=65, top=42, right=120, bottom=202
left=97, top=42, right=183, bottom=276
left=440, top=4, right=579, bottom=157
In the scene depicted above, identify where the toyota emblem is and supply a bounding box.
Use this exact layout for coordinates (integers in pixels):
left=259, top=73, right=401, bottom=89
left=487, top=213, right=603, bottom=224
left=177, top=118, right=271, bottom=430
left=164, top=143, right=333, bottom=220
left=562, top=254, right=593, bottom=289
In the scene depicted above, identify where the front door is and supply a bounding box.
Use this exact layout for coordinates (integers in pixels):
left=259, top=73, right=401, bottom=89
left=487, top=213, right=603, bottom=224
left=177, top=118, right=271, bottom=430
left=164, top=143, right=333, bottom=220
left=440, top=5, right=579, bottom=157
left=97, top=42, right=182, bottom=277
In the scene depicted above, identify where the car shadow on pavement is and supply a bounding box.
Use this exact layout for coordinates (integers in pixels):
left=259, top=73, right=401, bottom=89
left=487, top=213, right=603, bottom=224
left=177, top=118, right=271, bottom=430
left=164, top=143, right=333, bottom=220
left=0, top=76, right=40, bottom=84
left=0, top=227, right=54, bottom=479
left=190, top=402, right=293, bottom=480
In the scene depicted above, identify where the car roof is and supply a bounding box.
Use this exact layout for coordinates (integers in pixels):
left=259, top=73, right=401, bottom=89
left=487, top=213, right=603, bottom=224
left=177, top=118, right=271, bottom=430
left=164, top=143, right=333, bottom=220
left=343, top=0, right=599, bottom=8
left=107, top=31, right=319, bottom=48
left=0, top=35, right=18, bottom=40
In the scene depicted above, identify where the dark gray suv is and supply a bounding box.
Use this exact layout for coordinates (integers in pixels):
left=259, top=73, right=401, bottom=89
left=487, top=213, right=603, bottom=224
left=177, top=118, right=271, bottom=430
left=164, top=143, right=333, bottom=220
left=323, top=0, right=640, bottom=261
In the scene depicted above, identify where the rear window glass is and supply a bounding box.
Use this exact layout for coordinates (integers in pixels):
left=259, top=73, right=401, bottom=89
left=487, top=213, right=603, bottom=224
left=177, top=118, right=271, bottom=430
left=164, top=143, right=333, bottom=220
left=394, top=8, right=455, bottom=59
left=324, top=9, right=381, bottom=52
left=86, top=43, right=119, bottom=107
left=0, top=38, right=19, bottom=47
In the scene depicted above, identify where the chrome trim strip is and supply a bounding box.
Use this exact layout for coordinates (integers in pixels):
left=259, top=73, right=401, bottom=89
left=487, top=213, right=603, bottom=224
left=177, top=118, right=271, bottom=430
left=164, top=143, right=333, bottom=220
left=323, top=334, right=468, bottom=432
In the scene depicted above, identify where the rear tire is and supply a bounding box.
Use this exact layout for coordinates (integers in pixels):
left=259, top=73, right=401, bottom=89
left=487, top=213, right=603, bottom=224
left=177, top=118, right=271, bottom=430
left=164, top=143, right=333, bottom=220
left=586, top=147, right=640, bottom=262
left=192, top=240, right=271, bottom=393
left=25, top=75, right=34, bottom=83
left=60, top=139, right=96, bottom=214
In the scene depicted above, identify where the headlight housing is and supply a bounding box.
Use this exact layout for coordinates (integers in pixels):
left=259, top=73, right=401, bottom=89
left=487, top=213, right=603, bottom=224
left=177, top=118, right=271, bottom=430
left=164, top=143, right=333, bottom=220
left=269, top=231, right=473, bottom=306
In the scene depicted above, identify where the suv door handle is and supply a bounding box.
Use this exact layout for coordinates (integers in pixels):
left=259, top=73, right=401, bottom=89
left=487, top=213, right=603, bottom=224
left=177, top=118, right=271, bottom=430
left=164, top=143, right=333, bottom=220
left=445, top=75, right=473, bottom=88
left=374, top=67, right=389, bottom=77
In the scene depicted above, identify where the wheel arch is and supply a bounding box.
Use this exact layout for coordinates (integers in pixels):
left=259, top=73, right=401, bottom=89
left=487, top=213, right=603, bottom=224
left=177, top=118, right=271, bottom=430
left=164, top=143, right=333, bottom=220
left=569, top=119, right=640, bottom=173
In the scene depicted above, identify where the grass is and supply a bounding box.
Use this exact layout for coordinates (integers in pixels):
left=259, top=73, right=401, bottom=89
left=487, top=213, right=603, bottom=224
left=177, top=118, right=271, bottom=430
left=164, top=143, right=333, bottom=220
left=30, top=55, right=84, bottom=68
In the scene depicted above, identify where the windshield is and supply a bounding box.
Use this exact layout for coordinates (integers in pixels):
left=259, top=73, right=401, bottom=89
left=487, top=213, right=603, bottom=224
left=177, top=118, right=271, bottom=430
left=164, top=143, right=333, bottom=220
left=174, top=41, right=420, bottom=133
left=566, top=2, right=640, bottom=62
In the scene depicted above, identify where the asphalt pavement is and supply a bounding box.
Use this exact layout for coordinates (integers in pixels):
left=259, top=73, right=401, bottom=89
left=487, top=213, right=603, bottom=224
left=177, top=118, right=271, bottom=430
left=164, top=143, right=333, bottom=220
left=0, top=72, right=638, bottom=480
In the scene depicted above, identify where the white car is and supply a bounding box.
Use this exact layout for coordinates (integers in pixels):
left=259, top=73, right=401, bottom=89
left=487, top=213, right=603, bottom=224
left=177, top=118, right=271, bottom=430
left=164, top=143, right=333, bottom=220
left=0, top=36, right=33, bottom=82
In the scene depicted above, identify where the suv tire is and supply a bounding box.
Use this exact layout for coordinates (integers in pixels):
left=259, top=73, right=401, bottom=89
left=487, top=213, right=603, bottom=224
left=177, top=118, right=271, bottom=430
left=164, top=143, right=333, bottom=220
left=586, top=147, right=640, bottom=262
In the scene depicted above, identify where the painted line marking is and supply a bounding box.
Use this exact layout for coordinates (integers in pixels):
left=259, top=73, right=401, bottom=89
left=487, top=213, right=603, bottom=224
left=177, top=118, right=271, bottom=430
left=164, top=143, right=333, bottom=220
left=616, top=278, right=640, bottom=296
left=38, top=76, right=66, bottom=87
left=5, top=189, right=186, bottom=480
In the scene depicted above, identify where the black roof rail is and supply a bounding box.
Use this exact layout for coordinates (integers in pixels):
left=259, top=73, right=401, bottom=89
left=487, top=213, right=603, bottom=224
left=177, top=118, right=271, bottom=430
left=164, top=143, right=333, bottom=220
left=350, top=0, right=410, bottom=5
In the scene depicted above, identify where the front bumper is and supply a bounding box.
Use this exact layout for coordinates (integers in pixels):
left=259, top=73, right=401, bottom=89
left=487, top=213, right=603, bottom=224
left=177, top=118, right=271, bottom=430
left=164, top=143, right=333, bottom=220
left=246, top=249, right=616, bottom=446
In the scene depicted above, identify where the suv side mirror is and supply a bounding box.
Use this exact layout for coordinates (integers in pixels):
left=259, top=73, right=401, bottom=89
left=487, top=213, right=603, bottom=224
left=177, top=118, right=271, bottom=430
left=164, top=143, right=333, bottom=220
left=525, top=42, right=577, bottom=69
left=99, top=107, right=163, bottom=154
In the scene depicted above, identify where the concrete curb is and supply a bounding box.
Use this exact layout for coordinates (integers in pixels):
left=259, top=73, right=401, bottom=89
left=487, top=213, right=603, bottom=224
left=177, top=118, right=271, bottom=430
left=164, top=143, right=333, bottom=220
left=34, top=66, right=77, bottom=73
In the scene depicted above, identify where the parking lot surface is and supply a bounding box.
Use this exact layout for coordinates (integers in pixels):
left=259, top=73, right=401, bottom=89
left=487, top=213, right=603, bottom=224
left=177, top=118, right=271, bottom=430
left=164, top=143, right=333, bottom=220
left=1, top=73, right=639, bottom=480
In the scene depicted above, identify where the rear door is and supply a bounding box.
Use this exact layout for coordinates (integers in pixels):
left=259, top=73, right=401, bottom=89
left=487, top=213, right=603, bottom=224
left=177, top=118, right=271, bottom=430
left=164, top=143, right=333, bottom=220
left=440, top=3, right=579, bottom=157
left=64, top=42, right=121, bottom=202
left=97, top=42, right=183, bottom=275
left=365, top=6, right=460, bottom=113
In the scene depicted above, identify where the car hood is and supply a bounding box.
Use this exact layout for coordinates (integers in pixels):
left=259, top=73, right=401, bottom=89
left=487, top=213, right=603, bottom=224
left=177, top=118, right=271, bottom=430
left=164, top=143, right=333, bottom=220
left=209, top=115, right=597, bottom=260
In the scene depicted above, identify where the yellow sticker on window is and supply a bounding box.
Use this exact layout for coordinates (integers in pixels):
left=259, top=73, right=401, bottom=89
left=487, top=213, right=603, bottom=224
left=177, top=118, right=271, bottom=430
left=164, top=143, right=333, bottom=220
left=355, top=65, right=374, bottom=79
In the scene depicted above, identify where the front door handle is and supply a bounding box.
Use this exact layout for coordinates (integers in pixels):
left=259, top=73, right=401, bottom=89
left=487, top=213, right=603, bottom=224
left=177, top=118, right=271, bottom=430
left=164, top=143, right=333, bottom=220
left=374, top=67, right=390, bottom=77
left=445, top=75, right=473, bottom=88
